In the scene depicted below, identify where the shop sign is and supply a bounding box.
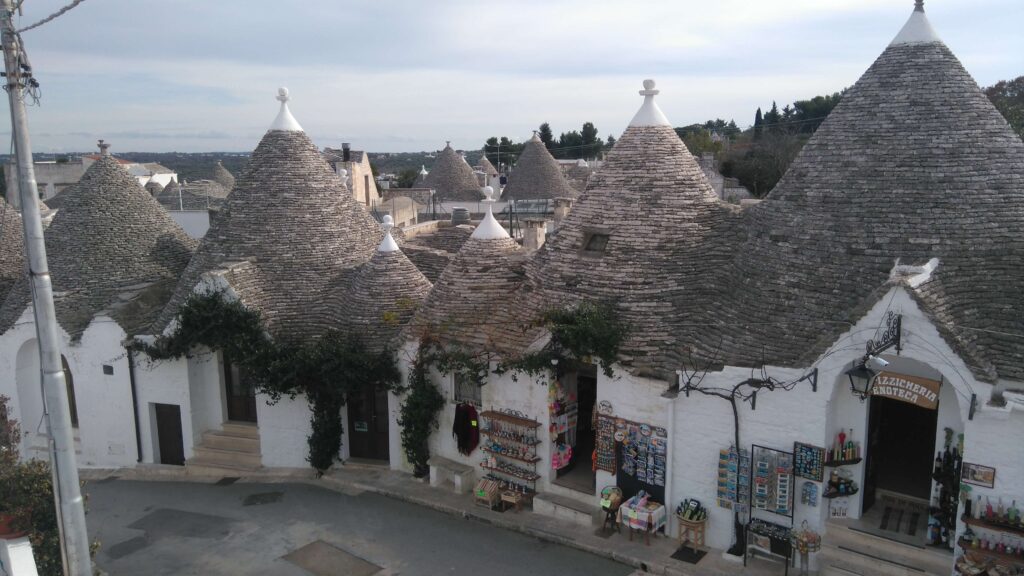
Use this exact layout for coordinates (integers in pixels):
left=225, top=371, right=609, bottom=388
left=871, top=371, right=940, bottom=410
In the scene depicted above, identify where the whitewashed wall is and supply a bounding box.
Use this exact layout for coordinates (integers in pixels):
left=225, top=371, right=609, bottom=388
left=166, top=210, right=210, bottom=239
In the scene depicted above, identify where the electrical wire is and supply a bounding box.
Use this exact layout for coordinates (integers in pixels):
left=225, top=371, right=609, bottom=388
left=16, top=0, right=86, bottom=33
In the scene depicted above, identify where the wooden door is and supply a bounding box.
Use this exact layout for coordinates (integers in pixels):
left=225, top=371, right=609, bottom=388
left=224, top=360, right=258, bottom=423
left=155, top=403, right=185, bottom=466
left=347, top=384, right=389, bottom=461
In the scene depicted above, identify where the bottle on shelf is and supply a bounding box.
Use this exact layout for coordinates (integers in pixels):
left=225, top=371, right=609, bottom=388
left=934, top=451, right=943, bottom=476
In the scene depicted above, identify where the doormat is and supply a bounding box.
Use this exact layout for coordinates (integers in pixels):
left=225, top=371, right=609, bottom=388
left=215, top=476, right=240, bottom=486
left=670, top=545, right=708, bottom=564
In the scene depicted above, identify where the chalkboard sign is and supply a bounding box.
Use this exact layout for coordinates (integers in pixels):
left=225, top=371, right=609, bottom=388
left=793, top=442, right=824, bottom=482
left=595, top=415, right=616, bottom=473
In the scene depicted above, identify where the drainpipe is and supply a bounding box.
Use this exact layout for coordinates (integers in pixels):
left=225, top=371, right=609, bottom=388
left=665, top=377, right=677, bottom=538
left=126, top=347, right=143, bottom=463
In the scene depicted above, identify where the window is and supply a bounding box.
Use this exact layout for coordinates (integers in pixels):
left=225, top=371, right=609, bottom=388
left=581, top=231, right=610, bottom=255
left=453, top=372, right=481, bottom=406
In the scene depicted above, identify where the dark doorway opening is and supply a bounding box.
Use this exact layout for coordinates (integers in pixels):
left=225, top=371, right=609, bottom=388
left=347, top=384, right=389, bottom=461
left=864, top=394, right=938, bottom=511
left=154, top=403, right=185, bottom=466
left=224, top=355, right=258, bottom=423
left=554, top=365, right=597, bottom=494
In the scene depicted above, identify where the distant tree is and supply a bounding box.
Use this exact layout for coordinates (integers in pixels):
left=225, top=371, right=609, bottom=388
left=369, top=162, right=380, bottom=179
left=605, top=134, right=617, bottom=148
left=985, top=76, right=1024, bottom=138
left=556, top=130, right=583, bottom=159
left=483, top=136, right=524, bottom=169
left=720, top=132, right=804, bottom=197
left=763, top=101, right=782, bottom=132
left=754, top=108, right=764, bottom=140
left=581, top=122, right=601, bottom=159
left=539, top=123, right=555, bottom=149
left=397, top=168, right=419, bottom=188
left=674, top=124, right=724, bottom=158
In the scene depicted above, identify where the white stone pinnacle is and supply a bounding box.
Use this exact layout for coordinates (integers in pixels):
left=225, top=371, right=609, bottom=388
left=890, top=1, right=941, bottom=46
left=628, top=78, right=671, bottom=127
left=269, top=86, right=304, bottom=132
left=378, top=214, right=400, bottom=252
left=471, top=186, right=510, bottom=240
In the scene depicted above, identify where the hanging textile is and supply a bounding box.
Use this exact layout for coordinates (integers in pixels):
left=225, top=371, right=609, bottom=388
left=452, top=403, right=480, bottom=455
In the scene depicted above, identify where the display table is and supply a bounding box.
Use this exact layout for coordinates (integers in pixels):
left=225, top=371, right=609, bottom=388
left=676, top=514, right=707, bottom=554
left=617, top=496, right=666, bottom=545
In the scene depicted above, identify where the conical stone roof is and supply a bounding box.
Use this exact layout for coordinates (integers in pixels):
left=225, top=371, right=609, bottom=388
left=157, top=180, right=229, bottom=211
left=476, top=154, right=498, bottom=177
left=501, top=133, right=577, bottom=201
left=424, top=143, right=482, bottom=202
left=411, top=200, right=526, bottom=353
left=0, top=153, right=198, bottom=338
left=336, top=218, right=432, bottom=354
left=0, top=197, right=24, bottom=304
left=521, top=80, right=741, bottom=373
left=708, top=3, right=1024, bottom=381
left=157, top=89, right=381, bottom=340
left=212, top=160, right=236, bottom=192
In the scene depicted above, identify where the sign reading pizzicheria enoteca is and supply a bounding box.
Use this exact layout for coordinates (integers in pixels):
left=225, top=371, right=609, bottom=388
left=871, top=371, right=941, bottom=410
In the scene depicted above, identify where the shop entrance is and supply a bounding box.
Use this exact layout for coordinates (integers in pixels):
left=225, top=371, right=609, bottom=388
left=554, top=365, right=597, bottom=494
left=347, top=384, right=389, bottom=461
left=864, top=394, right=937, bottom=510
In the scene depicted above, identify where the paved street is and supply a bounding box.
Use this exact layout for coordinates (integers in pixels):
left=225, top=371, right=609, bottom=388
left=86, top=479, right=634, bottom=576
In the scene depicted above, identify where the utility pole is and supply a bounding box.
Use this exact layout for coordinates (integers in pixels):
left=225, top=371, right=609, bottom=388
left=0, top=2, right=92, bottom=575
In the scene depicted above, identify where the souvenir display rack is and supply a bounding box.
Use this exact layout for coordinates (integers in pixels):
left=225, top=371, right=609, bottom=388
left=479, top=410, right=541, bottom=505
left=750, top=444, right=795, bottom=518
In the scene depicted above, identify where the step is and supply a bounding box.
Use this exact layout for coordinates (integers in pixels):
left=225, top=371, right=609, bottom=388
left=202, top=430, right=260, bottom=452
left=533, top=492, right=598, bottom=529
left=220, top=422, right=260, bottom=439
left=190, top=445, right=262, bottom=469
left=823, top=522, right=953, bottom=576
left=184, top=458, right=260, bottom=476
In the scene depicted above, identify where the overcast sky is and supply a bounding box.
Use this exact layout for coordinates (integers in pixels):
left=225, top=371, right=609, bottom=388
left=6, top=0, right=1022, bottom=153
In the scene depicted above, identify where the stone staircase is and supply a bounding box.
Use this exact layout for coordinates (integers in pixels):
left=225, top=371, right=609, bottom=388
left=821, top=520, right=954, bottom=576
left=186, top=422, right=262, bottom=475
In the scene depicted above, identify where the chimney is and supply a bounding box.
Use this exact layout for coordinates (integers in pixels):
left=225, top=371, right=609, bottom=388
left=342, top=142, right=351, bottom=162
left=553, top=197, right=574, bottom=223
left=522, top=218, right=547, bottom=252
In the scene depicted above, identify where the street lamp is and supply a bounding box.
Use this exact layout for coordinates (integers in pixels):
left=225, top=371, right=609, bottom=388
left=845, top=363, right=876, bottom=401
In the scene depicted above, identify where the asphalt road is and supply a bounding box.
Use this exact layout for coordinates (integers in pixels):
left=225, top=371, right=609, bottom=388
left=85, top=479, right=634, bottom=576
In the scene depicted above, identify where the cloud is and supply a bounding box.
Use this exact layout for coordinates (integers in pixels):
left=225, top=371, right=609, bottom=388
left=6, top=0, right=1021, bottom=152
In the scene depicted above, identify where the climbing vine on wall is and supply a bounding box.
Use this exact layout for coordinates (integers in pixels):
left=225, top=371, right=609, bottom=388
left=132, top=291, right=401, bottom=475
left=499, top=300, right=626, bottom=378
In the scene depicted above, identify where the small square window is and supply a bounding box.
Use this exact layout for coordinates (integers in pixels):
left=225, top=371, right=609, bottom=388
left=453, top=372, right=481, bottom=406
left=102, top=364, right=114, bottom=375
left=582, top=231, right=610, bottom=254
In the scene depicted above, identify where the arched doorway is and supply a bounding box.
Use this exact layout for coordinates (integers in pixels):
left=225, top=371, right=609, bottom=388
left=15, top=339, right=79, bottom=439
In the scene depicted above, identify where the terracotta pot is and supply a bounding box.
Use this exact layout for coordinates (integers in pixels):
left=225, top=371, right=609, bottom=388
left=0, top=513, right=28, bottom=539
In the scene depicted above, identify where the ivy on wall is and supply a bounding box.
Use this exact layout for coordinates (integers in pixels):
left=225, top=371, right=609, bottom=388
left=498, top=300, right=626, bottom=378
left=132, top=291, right=401, bottom=475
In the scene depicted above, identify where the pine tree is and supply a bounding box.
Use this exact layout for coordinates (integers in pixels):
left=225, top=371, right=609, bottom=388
left=754, top=108, right=763, bottom=140
left=539, top=122, right=554, bottom=149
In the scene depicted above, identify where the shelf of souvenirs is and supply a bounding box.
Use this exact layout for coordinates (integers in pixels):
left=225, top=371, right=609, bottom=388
left=480, top=461, right=540, bottom=481
left=479, top=410, right=542, bottom=428
left=482, top=474, right=537, bottom=499
left=480, top=429, right=542, bottom=446
left=958, top=538, right=1024, bottom=566
left=823, top=457, right=862, bottom=467
left=963, top=516, right=1024, bottom=537
left=480, top=445, right=541, bottom=464
left=823, top=487, right=859, bottom=499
